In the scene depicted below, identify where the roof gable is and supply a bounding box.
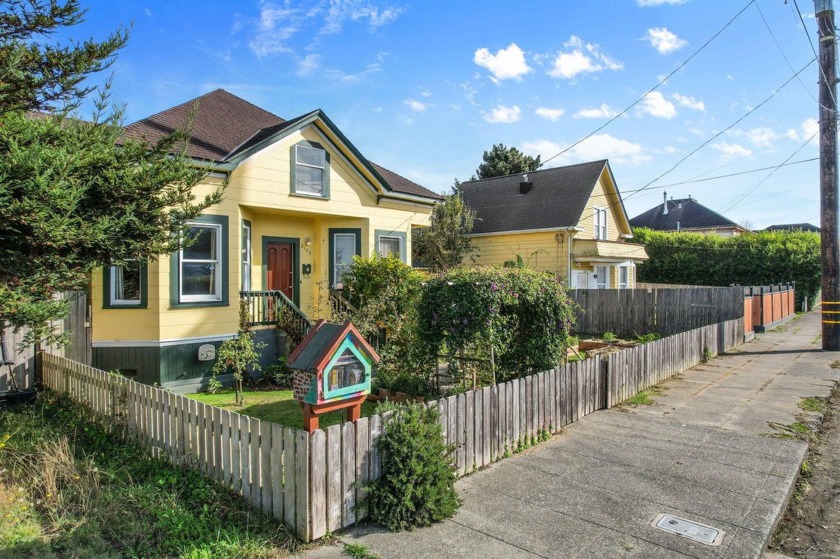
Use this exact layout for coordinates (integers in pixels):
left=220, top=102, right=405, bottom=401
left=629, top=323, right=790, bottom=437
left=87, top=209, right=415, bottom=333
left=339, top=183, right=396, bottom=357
left=121, top=90, right=441, bottom=200
left=629, top=198, right=739, bottom=231
left=289, top=320, right=380, bottom=372
left=121, top=89, right=284, bottom=162
left=460, top=160, right=622, bottom=235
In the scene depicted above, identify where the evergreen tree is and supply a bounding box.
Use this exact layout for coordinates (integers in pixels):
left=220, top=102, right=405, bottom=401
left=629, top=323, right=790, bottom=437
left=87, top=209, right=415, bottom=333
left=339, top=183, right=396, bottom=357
left=473, top=143, right=541, bottom=180
left=412, top=191, right=476, bottom=272
left=0, top=0, right=223, bottom=349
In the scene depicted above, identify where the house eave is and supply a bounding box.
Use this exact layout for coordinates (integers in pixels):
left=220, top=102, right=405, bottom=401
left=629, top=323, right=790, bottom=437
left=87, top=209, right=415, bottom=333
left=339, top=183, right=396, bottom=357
left=468, top=226, right=581, bottom=238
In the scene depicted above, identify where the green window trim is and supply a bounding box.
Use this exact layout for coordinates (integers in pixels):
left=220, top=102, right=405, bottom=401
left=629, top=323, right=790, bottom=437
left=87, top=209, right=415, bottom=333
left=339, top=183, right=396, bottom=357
left=290, top=140, right=331, bottom=199
left=103, top=261, right=148, bottom=309
left=329, top=228, right=362, bottom=288
left=170, top=214, right=230, bottom=309
left=375, top=229, right=408, bottom=264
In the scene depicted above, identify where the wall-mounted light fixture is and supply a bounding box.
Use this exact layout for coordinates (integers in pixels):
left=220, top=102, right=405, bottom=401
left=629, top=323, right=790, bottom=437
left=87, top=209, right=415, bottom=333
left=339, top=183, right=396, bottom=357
left=304, top=237, right=312, bottom=247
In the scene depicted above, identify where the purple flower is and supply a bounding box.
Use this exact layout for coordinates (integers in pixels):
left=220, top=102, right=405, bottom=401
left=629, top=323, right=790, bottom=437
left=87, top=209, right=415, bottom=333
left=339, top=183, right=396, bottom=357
left=491, top=282, right=498, bottom=292
left=462, top=318, right=469, bottom=325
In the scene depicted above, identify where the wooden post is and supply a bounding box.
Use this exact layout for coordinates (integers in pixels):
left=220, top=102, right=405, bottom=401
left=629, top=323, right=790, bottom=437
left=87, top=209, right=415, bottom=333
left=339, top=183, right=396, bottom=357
left=816, top=0, right=840, bottom=350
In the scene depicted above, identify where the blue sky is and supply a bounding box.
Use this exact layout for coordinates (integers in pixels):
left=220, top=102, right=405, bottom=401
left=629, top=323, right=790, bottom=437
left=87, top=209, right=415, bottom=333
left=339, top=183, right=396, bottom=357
left=66, top=0, right=824, bottom=228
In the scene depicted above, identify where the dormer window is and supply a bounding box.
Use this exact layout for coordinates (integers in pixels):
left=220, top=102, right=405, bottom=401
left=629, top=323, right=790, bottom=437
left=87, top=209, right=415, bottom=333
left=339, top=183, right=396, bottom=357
left=292, top=142, right=330, bottom=198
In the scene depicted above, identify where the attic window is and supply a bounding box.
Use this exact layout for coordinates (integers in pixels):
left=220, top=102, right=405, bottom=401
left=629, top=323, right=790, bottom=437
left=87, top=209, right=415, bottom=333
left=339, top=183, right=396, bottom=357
left=292, top=143, right=329, bottom=198
left=594, top=207, right=608, bottom=240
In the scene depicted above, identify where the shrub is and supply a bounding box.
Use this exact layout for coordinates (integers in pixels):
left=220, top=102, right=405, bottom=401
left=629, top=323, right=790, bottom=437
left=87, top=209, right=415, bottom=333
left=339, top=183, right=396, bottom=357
left=418, top=267, right=575, bottom=382
left=263, top=360, right=293, bottom=389
left=336, top=256, right=432, bottom=391
left=367, top=404, right=459, bottom=530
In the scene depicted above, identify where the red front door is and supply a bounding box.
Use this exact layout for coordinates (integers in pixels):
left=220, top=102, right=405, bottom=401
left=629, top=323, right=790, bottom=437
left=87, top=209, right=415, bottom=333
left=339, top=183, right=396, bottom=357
left=267, top=242, right=294, bottom=302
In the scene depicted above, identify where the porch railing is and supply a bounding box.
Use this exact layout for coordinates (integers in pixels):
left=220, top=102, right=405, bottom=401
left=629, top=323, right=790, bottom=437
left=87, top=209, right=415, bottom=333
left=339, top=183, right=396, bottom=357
left=240, top=290, right=312, bottom=340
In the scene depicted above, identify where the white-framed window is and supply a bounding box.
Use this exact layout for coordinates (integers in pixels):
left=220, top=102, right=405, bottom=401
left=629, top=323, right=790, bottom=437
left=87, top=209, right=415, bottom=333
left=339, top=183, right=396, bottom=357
left=110, top=259, right=142, bottom=306
left=180, top=222, right=223, bottom=302
left=378, top=235, right=403, bottom=260
left=241, top=222, right=251, bottom=291
left=595, top=265, right=608, bottom=289
left=333, top=233, right=357, bottom=287
left=294, top=144, right=327, bottom=197
left=594, top=207, right=608, bottom=240
left=618, top=266, right=629, bottom=289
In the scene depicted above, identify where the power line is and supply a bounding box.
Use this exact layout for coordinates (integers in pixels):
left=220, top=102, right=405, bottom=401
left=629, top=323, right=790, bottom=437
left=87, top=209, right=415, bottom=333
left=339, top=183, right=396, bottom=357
left=637, top=157, right=818, bottom=190
left=791, top=0, right=837, bottom=107
left=625, top=56, right=817, bottom=201
left=754, top=0, right=827, bottom=110
left=537, top=0, right=756, bottom=169
left=717, top=131, right=818, bottom=214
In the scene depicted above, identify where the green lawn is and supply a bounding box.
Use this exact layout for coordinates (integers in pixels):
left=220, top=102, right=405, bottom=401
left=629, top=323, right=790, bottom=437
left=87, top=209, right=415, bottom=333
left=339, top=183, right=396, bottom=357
left=187, top=388, right=378, bottom=430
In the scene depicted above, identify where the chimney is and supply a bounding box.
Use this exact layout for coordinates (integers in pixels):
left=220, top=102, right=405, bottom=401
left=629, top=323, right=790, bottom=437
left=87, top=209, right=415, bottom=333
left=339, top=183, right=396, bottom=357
left=663, top=191, right=668, bottom=215
left=520, top=174, right=533, bottom=194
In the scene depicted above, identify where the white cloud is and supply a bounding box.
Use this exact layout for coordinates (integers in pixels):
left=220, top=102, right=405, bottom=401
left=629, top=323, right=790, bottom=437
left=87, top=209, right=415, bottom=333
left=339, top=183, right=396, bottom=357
left=711, top=141, right=753, bottom=160
left=644, top=27, right=687, bottom=55
left=547, top=36, right=623, bottom=80
left=404, top=98, right=428, bottom=112
left=636, top=0, right=688, bottom=5
left=321, top=1, right=404, bottom=34
left=372, top=106, right=383, bottom=113
left=297, top=53, right=321, bottom=75
left=787, top=118, right=819, bottom=144
left=730, top=127, right=780, bottom=149
left=671, top=93, right=705, bottom=111
left=247, top=1, right=402, bottom=58
left=483, top=104, right=521, bottom=124
left=638, top=91, right=677, bottom=118
left=574, top=104, right=620, bottom=119
left=419, top=88, right=432, bottom=98
left=474, top=43, right=532, bottom=83
left=145, top=8, right=152, bottom=17
left=663, top=146, right=682, bottom=154
left=535, top=107, right=565, bottom=121
left=523, top=134, right=649, bottom=165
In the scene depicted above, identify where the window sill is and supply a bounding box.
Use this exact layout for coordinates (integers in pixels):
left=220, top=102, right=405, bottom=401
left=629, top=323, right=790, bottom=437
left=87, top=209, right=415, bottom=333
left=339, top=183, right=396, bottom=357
left=170, top=300, right=229, bottom=309
left=290, top=192, right=330, bottom=201
left=103, top=303, right=148, bottom=310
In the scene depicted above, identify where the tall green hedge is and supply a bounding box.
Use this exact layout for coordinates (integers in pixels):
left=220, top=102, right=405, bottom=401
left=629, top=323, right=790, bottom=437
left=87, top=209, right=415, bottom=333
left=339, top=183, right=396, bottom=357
left=632, top=228, right=820, bottom=305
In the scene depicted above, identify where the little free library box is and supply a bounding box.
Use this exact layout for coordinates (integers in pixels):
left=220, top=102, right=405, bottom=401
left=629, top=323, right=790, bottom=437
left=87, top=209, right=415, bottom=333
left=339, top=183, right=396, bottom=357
left=289, top=320, right=379, bottom=432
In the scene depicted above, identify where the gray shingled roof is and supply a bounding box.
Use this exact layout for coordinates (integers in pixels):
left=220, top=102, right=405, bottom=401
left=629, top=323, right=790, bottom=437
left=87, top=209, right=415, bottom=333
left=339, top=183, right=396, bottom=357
left=765, top=223, right=820, bottom=233
left=121, top=89, right=440, bottom=200
left=629, top=197, right=739, bottom=231
left=289, top=322, right=345, bottom=371
left=459, top=160, right=608, bottom=235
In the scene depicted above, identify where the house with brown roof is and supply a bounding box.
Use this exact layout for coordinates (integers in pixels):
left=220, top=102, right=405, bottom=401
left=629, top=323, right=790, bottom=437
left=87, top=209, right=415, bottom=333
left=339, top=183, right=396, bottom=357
left=460, top=160, right=648, bottom=289
left=92, top=89, right=441, bottom=390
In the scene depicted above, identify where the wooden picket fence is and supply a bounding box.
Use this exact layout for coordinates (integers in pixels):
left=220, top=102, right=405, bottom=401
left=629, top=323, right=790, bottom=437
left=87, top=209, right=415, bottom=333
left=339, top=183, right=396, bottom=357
left=40, top=317, right=744, bottom=542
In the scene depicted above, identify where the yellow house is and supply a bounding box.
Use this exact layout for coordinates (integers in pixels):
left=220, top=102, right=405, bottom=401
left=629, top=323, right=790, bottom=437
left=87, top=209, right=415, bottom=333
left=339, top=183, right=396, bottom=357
left=91, top=90, right=441, bottom=391
left=460, top=160, right=647, bottom=288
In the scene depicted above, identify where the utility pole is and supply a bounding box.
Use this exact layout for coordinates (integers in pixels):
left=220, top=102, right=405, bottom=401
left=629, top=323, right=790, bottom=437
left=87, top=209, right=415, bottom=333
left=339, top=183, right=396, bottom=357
left=816, top=0, right=840, bottom=350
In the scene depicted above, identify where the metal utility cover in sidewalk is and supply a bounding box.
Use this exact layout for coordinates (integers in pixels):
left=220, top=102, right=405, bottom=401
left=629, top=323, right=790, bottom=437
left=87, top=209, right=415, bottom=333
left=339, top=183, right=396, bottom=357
left=651, top=513, right=725, bottom=546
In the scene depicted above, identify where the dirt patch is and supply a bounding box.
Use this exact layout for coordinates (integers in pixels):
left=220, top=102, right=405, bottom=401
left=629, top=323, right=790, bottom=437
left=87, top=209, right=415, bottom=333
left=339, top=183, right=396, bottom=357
left=771, top=383, right=840, bottom=558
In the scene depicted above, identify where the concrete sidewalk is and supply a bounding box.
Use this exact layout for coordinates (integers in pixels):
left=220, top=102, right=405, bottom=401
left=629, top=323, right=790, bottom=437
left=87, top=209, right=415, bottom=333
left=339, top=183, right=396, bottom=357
left=304, top=311, right=839, bottom=559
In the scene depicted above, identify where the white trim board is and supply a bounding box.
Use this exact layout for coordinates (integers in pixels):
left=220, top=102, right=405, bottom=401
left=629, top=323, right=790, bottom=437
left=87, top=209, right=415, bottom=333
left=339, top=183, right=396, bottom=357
left=92, top=334, right=236, bottom=349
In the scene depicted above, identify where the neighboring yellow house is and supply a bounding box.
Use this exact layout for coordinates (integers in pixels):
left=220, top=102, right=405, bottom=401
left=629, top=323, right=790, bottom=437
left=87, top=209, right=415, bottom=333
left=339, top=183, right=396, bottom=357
left=91, top=90, right=441, bottom=391
left=460, top=160, right=647, bottom=289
